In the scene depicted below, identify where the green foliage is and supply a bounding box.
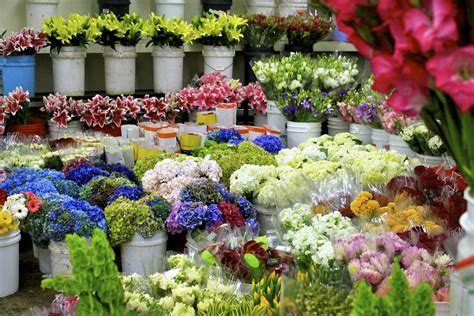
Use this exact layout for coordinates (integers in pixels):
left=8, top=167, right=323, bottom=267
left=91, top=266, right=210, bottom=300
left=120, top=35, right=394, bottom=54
left=197, top=296, right=266, bottom=316
left=24, top=202, right=50, bottom=248
left=42, top=229, right=134, bottom=316
left=350, top=260, right=435, bottom=316
left=43, top=155, right=64, bottom=171
left=251, top=272, right=281, bottom=315
left=133, top=151, right=176, bottom=182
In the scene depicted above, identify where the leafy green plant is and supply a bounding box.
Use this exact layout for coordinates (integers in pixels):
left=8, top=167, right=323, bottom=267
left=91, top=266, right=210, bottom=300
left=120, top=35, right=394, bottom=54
left=42, top=228, right=134, bottom=316
left=42, top=14, right=100, bottom=51
left=351, top=260, right=435, bottom=316
left=133, top=151, right=176, bottom=182
left=145, top=13, right=195, bottom=48
left=192, top=12, right=247, bottom=47
left=43, top=155, right=64, bottom=171
left=95, top=12, right=145, bottom=48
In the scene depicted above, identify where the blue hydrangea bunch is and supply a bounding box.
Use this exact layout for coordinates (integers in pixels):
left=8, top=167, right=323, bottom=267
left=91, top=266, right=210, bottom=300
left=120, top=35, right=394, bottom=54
left=253, top=134, right=285, bottom=154
left=207, top=128, right=244, bottom=145
left=65, top=164, right=110, bottom=186
left=0, top=168, right=64, bottom=194
left=108, top=186, right=144, bottom=205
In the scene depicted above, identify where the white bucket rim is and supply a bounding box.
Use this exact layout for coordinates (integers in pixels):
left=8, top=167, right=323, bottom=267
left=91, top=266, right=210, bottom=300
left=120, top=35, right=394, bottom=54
left=0, top=229, right=21, bottom=247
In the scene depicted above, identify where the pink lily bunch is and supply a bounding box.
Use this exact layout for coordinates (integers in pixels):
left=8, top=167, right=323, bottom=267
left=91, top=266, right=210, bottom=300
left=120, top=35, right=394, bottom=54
left=0, top=28, right=46, bottom=56
left=0, top=87, right=31, bottom=128
left=81, top=95, right=141, bottom=129
left=42, top=93, right=84, bottom=128
left=139, top=94, right=177, bottom=123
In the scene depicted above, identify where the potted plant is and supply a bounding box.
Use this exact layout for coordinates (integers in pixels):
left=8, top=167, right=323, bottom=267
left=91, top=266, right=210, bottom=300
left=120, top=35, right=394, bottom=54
left=26, top=0, right=60, bottom=31
left=0, top=28, right=46, bottom=97
left=284, top=13, right=331, bottom=53
left=201, top=0, right=233, bottom=13
left=104, top=196, right=170, bottom=275
left=242, top=14, right=286, bottom=84
left=41, top=93, right=84, bottom=139
left=155, top=0, right=186, bottom=18
left=145, top=14, right=196, bottom=93
left=81, top=94, right=141, bottom=136
left=96, top=12, right=145, bottom=95
left=1, top=87, right=46, bottom=137
left=42, top=14, right=100, bottom=96
left=97, top=0, right=130, bottom=18
left=192, top=12, right=247, bottom=79
left=276, top=89, right=331, bottom=147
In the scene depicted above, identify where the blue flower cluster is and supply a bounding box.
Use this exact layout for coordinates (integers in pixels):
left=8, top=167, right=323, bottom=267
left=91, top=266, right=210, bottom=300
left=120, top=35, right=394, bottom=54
left=108, top=185, right=144, bottom=205
left=65, top=164, right=110, bottom=186
left=94, top=162, right=137, bottom=183
left=175, top=202, right=223, bottom=230
left=0, top=168, right=64, bottom=194
left=53, top=180, right=80, bottom=198
left=207, top=129, right=243, bottom=145
left=253, top=134, right=285, bottom=154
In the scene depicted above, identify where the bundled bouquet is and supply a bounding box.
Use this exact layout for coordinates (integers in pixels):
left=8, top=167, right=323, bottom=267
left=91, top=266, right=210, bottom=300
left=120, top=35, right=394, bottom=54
left=142, top=157, right=222, bottom=203
left=0, top=87, right=32, bottom=126
left=81, top=95, right=141, bottom=130
left=145, top=13, right=195, bottom=48
left=42, top=14, right=100, bottom=51
left=276, top=89, right=332, bottom=122
left=387, top=165, right=467, bottom=230
left=400, top=122, right=447, bottom=157
left=105, top=196, right=170, bottom=246
left=192, top=12, right=247, bottom=47
left=243, top=14, right=287, bottom=49
left=286, top=13, right=331, bottom=48
left=335, top=232, right=452, bottom=301
left=165, top=180, right=259, bottom=235
left=202, top=237, right=292, bottom=283
left=95, top=12, right=145, bottom=48
left=1, top=191, right=40, bottom=235
left=0, top=28, right=46, bottom=56
left=279, top=204, right=355, bottom=267
left=252, top=134, right=284, bottom=154
left=244, top=82, right=267, bottom=114
left=41, top=93, right=84, bottom=128
left=312, top=54, right=359, bottom=95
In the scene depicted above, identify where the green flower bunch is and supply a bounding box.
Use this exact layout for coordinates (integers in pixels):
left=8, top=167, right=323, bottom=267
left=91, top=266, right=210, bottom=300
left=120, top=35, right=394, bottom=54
left=104, top=196, right=167, bottom=246
left=145, top=13, right=196, bottom=48
left=133, top=151, right=176, bottom=182
left=192, top=12, right=247, bottom=47
left=96, top=12, right=145, bottom=47
left=42, top=229, right=132, bottom=315
left=79, top=176, right=135, bottom=209
left=400, top=122, right=447, bottom=156
left=42, top=14, right=101, bottom=51
left=194, top=141, right=277, bottom=187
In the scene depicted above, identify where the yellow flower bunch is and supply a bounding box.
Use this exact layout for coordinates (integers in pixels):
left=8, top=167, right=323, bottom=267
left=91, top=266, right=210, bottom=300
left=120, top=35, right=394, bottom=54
left=350, top=191, right=381, bottom=218
left=251, top=272, right=281, bottom=316
left=95, top=12, right=145, bottom=47
left=145, top=13, right=196, bottom=47
left=42, top=14, right=100, bottom=49
left=192, top=12, right=247, bottom=47
left=0, top=211, right=19, bottom=235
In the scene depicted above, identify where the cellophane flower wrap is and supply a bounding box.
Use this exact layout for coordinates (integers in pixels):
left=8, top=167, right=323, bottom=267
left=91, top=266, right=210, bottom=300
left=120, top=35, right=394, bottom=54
left=0, top=27, right=46, bottom=56
left=41, top=93, right=84, bottom=128
left=286, top=13, right=331, bottom=47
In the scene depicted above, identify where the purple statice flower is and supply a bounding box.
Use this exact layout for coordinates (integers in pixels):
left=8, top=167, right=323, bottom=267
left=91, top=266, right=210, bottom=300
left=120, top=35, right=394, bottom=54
left=353, top=103, right=370, bottom=123
left=253, top=134, right=284, bottom=154
left=281, top=93, right=288, bottom=100
left=301, top=98, right=312, bottom=111
left=352, top=251, right=391, bottom=286
left=375, top=233, right=409, bottom=259
left=283, top=105, right=298, bottom=118
left=405, top=260, right=440, bottom=289
left=108, top=186, right=144, bottom=205
left=335, top=233, right=367, bottom=262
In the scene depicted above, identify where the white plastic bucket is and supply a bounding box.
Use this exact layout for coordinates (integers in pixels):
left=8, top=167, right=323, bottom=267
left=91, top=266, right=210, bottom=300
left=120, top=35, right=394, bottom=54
left=202, top=46, right=235, bottom=79
left=0, top=229, right=21, bottom=297
left=254, top=112, right=267, bottom=127
left=121, top=231, right=168, bottom=275
left=103, top=45, right=137, bottom=95
left=287, top=121, right=322, bottom=148
left=51, top=46, right=87, bottom=96
left=349, top=123, right=372, bottom=145
left=435, top=302, right=449, bottom=316
left=389, top=134, right=416, bottom=157
left=254, top=204, right=276, bottom=235
left=327, top=117, right=349, bottom=136
left=152, top=45, right=185, bottom=93
left=155, top=0, right=186, bottom=18
left=247, top=0, right=277, bottom=14
left=416, top=153, right=445, bottom=167
left=26, top=0, right=59, bottom=31
left=38, top=246, right=52, bottom=275
left=371, top=128, right=390, bottom=150
left=267, top=101, right=287, bottom=142
left=280, top=0, right=308, bottom=16
left=49, top=240, right=72, bottom=277
left=32, top=242, right=38, bottom=258
left=248, top=126, right=266, bottom=141
left=48, top=120, right=82, bottom=140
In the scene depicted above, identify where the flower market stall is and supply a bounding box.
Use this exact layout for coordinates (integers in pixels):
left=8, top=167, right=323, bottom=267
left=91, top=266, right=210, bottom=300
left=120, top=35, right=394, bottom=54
left=0, top=0, right=473, bottom=315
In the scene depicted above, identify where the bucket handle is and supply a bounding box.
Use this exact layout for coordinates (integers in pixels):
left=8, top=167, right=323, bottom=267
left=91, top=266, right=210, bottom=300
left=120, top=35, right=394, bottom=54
left=204, top=61, right=233, bottom=72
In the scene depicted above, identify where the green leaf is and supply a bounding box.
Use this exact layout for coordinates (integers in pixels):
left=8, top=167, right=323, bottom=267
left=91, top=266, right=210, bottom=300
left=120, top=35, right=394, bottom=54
left=244, top=253, right=260, bottom=268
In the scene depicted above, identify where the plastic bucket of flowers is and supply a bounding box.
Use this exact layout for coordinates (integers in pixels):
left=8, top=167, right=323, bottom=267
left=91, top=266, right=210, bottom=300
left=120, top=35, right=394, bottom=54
left=155, top=0, right=186, bottom=18
left=415, top=153, right=445, bottom=167
left=51, top=47, right=87, bottom=96
left=253, top=110, right=268, bottom=127
left=216, top=103, right=237, bottom=127
left=253, top=203, right=276, bottom=235
left=103, top=45, right=137, bottom=95
left=202, top=46, right=236, bottom=80
left=389, top=134, right=416, bottom=158
left=287, top=121, right=322, bottom=148
left=327, top=116, right=349, bottom=136
left=371, top=127, right=390, bottom=150
left=26, top=0, right=59, bottom=31
left=121, top=232, right=168, bottom=275
left=3, top=56, right=37, bottom=97
left=6, top=117, right=46, bottom=137
left=349, top=123, right=372, bottom=145
left=98, top=0, right=130, bottom=18
left=0, top=229, right=21, bottom=297
left=49, top=240, right=73, bottom=276
left=152, top=46, right=185, bottom=93
left=37, top=246, right=52, bottom=274
left=267, top=101, right=287, bottom=139
left=48, top=120, right=83, bottom=140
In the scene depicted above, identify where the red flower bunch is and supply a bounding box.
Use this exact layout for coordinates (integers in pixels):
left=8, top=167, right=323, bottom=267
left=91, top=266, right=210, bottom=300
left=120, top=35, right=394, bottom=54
left=20, top=192, right=41, bottom=213
left=0, top=87, right=32, bottom=126
left=0, top=28, right=46, bottom=56
left=139, top=94, right=176, bottom=123
left=0, top=189, right=7, bottom=206
left=41, top=93, right=84, bottom=128
left=81, top=95, right=141, bottom=129
left=286, top=13, right=332, bottom=47
left=218, top=201, right=245, bottom=228
left=387, top=165, right=467, bottom=230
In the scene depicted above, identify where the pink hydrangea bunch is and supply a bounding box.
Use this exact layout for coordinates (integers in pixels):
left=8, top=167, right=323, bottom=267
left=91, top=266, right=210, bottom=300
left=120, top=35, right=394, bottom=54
left=41, top=93, right=84, bottom=128
left=81, top=95, right=142, bottom=129
left=335, top=232, right=453, bottom=301
left=0, top=28, right=46, bottom=56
